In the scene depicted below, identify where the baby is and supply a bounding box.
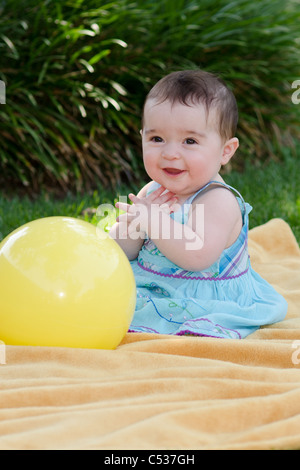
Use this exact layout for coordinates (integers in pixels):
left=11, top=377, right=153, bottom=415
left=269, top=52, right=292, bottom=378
left=110, top=69, right=287, bottom=339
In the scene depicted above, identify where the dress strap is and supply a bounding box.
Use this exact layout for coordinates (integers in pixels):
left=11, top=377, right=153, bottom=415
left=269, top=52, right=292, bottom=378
left=189, top=180, right=245, bottom=205
left=184, top=180, right=251, bottom=225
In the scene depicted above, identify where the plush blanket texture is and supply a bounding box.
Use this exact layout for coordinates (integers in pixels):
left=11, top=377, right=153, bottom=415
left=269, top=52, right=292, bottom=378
left=0, top=218, right=299, bottom=450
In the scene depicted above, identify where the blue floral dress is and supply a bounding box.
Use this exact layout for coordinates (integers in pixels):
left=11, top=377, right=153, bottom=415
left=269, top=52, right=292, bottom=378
left=129, top=181, right=288, bottom=339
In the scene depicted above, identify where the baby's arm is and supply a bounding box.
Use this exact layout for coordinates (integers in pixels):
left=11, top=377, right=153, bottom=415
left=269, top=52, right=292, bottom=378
left=109, top=183, right=151, bottom=261
left=111, top=185, right=178, bottom=260
left=109, top=183, right=177, bottom=261
left=127, top=187, right=242, bottom=271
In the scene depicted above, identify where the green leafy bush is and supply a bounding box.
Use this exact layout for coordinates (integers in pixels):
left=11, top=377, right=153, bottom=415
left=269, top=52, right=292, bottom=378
left=0, top=0, right=142, bottom=191
left=0, top=0, right=299, bottom=193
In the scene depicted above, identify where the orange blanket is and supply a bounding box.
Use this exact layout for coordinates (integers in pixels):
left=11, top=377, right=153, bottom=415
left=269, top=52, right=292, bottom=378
left=0, top=218, right=300, bottom=450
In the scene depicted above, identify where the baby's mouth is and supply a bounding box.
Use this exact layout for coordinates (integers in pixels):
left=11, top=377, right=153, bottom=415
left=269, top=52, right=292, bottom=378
left=163, top=168, right=185, bottom=176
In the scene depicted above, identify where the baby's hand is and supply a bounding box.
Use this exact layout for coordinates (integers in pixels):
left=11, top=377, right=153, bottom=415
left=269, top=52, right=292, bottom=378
left=116, top=187, right=177, bottom=238
left=129, top=186, right=177, bottom=213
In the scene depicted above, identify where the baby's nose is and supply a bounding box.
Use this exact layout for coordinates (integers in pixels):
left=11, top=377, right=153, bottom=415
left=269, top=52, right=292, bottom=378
left=162, top=143, right=181, bottom=159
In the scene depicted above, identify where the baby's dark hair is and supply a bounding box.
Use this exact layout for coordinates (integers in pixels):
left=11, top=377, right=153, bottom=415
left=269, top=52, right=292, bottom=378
left=144, top=69, right=238, bottom=141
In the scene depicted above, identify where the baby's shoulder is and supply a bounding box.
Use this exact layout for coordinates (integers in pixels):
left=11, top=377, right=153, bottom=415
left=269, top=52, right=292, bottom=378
left=190, top=182, right=243, bottom=244
left=193, top=182, right=240, bottom=209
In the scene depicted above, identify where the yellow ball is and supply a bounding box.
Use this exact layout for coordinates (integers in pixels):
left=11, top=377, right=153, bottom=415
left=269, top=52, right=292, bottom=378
left=0, top=217, right=136, bottom=349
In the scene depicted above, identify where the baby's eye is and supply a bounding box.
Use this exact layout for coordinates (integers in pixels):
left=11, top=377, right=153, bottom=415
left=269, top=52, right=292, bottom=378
left=151, top=136, right=163, bottom=143
left=185, top=138, right=197, bottom=145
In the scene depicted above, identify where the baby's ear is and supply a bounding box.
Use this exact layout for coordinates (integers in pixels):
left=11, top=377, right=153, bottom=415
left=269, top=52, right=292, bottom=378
left=221, top=137, right=239, bottom=165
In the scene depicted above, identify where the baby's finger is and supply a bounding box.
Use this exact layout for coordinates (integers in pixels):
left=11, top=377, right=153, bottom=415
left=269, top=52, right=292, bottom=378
left=145, top=186, right=166, bottom=202
left=128, top=193, right=140, bottom=204
left=116, top=212, right=135, bottom=224
left=169, top=201, right=180, bottom=213
left=151, top=186, right=174, bottom=198
left=115, top=201, right=131, bottom=213
left=159, top=202, right=173, bottom=214
left=154, top=191, right=177, bottom=206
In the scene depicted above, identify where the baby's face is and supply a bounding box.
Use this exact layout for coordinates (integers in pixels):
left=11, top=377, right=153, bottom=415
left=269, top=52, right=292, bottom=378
left=141, top=99, right=229, bottom=199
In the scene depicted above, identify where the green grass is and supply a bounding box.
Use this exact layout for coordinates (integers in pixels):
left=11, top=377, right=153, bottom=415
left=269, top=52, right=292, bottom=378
left=225, top=147, right=300, bottom=242
left=0, top=147, right=299, bottom=244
